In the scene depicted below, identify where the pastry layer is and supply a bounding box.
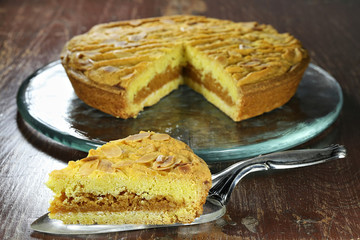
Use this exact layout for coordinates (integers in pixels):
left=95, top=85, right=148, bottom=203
left=50, top=210, right=198, bottom=225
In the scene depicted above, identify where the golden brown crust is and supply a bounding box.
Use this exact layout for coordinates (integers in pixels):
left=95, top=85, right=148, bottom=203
left=235, top=55, right=310, bottom=121
left=61, top=15, right=310, bottom=121
left=66, top=69, right=131, bottom=117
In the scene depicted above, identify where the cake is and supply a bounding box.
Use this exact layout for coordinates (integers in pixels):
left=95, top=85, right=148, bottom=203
left=61, top=15, right=309, bottom=121
left=46, top=131, right=212, bottom=225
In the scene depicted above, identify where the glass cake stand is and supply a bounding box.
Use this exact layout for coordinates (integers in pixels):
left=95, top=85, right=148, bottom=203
left=17, top=61, right=343, bottom=162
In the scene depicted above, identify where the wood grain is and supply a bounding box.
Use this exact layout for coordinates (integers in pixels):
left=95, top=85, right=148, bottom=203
left=1, top=0, right=360, bottom=239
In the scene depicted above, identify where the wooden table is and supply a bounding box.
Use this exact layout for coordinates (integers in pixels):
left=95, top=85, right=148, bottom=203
left=1, top=0, right=359, bottom=239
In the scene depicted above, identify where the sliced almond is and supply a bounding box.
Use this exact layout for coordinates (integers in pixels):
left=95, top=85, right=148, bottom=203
left=101, top=66, right=119, bottom=73
left=226, top=65, right=243, bottom=73
left=160, top=19, right=175, bottom=25
left=121, top=72, right=135, bottom=80
left=128, top=32, right=147, bottom=42
left=97, top=159, right=115, bottom=173
left=282, top=47, right=303, bottom=64
left=79, top=159, right=99, bottom=176
left=136, top=144, right=156, bottom=155
left=80, top=155, right=99, bottom=162
left=160, top=156, right=175, bottom=168
left=153, top=164, right=174, bottom=171
left=114, top=41, right=127, bottom=47
left=239, top=44, right=252, bottom=50
left=150, top=133, right=170, bottom=141
left=155, top=155, right=165, bottom=163
left=125, top=132, right=151, bottom=141
left=112, top=160, right=133, bottom=169
left=152, top=156, right=176, bottom=170
left=129, top=19, right=142, bottom=26
left=174, top=156, right=184, bottom=166
left=243, top=60, right=261, bottom=68
left=136, top=152, right=159, bottom=163
left=100, top=144, right=123, bottom=158
left=240, top=22, right=257, bottom=30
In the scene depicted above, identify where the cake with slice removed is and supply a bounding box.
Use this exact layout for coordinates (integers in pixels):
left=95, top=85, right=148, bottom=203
left=46, top=131, right=212, bottom=224
left=61, top=15, right=310, bottom=121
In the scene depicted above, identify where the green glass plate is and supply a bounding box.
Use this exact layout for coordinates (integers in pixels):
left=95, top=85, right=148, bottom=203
left=17, top=61, right=343, bottom=161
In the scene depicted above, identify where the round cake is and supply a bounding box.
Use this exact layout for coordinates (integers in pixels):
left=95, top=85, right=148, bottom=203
left=46, top=131, right=212, bottom=225
left=61, top=15, right=310, bottom=121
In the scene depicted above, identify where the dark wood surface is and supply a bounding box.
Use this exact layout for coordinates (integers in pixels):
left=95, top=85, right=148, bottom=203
left=1, top=0, right=360, bottom=239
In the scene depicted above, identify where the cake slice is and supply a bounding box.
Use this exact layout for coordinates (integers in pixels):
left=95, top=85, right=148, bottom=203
left=182, top=21, right=310, bottom=121
left=46, top=131, right=212, bottom=225
left=61, top=15, right=309, bottom=121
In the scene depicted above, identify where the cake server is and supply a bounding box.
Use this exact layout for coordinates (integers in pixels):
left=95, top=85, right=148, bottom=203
left=31, top=144, right=346, bottom=235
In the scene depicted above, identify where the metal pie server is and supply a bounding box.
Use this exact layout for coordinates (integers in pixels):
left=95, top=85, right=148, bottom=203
left=31, top=144, right=346, bottom=235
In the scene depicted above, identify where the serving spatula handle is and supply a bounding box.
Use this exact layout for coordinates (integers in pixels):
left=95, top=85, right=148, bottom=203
left=209, top=144, right=346, bottom=205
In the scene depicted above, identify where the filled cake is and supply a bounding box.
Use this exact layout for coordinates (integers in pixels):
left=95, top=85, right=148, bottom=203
left=46, top=131, right=212, bottom=225
left=61, top=15, right=309, bottom=121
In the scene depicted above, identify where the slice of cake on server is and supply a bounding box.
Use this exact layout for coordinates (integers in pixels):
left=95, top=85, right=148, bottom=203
left=46, top=131, right=212, bottom=224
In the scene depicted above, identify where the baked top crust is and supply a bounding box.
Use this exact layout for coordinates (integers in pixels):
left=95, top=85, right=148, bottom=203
left=61, top=15, right=309, bottom=121
left=47, top=131, right=211, bottom=193
left=62, top=15, right=307, bottom=89
left=48, top=131, right=210, bottom=179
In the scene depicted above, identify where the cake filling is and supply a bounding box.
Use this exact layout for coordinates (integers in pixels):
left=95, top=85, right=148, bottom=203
left=183, top=64, right=235, bottom=106
left=133, top=65, right=182, bottom=104
left=49, top=191, right=184, bottom=214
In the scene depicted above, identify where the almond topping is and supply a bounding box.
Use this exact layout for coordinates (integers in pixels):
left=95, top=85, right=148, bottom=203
left=226, top=65, right=243, bottom=73
left=100, top=144, right=123, bottom=158
left=121, top=72, right=135, bottom=80
left=136, top=144, right=156, bottom=155
left=150, top=133, right=170, bottom=141
left=155, top=155, right=165, bottom=163
left=282, top=47, right=303, bottom=64
left=160, top=19, right=175, bottom=25
left=113, top=41, right=127, bottom=47
left=136, top=152, right=159, bottom=163
left=152, top=155, right=177, bottom=170
left=129, top=19, right=142, bottom=26
left=243, top=60, right=261, bottom=67
left=128, top=32, right=147, bottom=42
left=112, top=160, right=133, bottom=169
left=160, top=156, right=175, bottom=168
left=79, top=160, right=99, bottom=175
left=97, top=159, right=115, bottom=173
left=239, top=44, right=252, bottom=50
left=125, top=132, right=151, bottom=141
left=240, top=22, right=258, bottom=31
left=80, top=156, right=99, bottom=162
left=101, top=66, right=119, bottom=73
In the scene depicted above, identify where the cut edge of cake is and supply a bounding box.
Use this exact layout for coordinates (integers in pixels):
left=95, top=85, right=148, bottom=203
left=64, top=43, right=186, bottom=119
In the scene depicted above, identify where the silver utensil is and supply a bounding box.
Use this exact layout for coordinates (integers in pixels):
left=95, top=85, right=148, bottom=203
left=31, top=144, right=346, bottom=235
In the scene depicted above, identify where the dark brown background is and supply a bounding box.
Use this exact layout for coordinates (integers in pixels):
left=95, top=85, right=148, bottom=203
left=1, top=0, right=360, bottom=239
